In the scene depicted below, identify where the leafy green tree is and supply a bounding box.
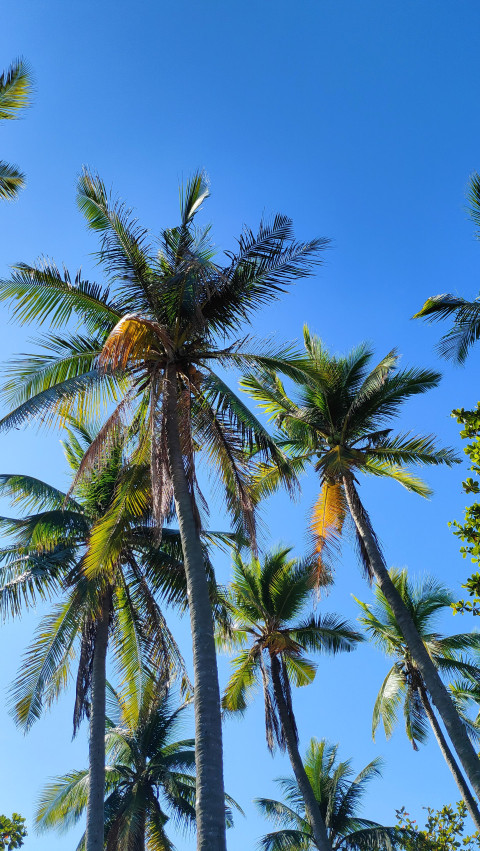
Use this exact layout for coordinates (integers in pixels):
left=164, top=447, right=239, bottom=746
left=242, top=329, right=480, bottom=797
left=0, top=421, right=187, bottom=851
left=256, top=738, right=399, bottom=851
left=218, top=546, right=362, bottom=851
left=0, top=814, right=27, bottom=849
left=0, top=59, right=31, bottom=200
left=0, top=171, right=327, bottom=851
left=356, top=568, right=480, bottom=829
left=445, top=405, right=480, bottom=616
left=36, top=675, right=241, bottom=850
left=415, top=173, right=480, bottom=363
left=396, top=801, right=480, bottom=851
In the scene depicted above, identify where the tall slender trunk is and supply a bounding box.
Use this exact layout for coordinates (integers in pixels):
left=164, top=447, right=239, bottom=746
left=269, top=653, right=332, bottom=851
left=342, top=474, right=480, bottom=800
left=86, top=597, right=109, bottom=851
left=418, top=683, right=480, bottom=830
left=164, top=364, right=226, bottom=851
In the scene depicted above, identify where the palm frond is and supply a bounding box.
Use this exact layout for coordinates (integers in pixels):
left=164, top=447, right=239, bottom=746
left=0, top=161, right=25, bottom=200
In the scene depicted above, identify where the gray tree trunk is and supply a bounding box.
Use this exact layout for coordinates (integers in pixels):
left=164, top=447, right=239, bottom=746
left=418, top=684, right=480, bottom=830
left=342, top=474, right=480, bottom=800
left=85, top=598, right=110, bottom=851
left=269, top=653, right=332, bottom=851
left=164, top=364, right=227, bottom=851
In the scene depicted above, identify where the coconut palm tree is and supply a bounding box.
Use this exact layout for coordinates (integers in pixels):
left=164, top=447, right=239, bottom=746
left=0, top=171, right=327, bottom=851
left=255, top=738, right=399, bottom=851
left=0, top=420, right=188, bottom=851
left=414, top=172, right=480, bottom=363
left=356, top=568, right=480, bottom=828
left=242, top=329, right=480, bottom=798
left=0, top=58, right=32, bottom=200
left=218, top=546, right=362, bottom=851
left=35, top=675, right=241, bottom=850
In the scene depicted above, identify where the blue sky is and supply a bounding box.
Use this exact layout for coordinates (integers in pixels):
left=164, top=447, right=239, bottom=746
left=2, top=1, right=480, bottom=848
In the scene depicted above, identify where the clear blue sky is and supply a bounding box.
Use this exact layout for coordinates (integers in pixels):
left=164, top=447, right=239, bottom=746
left=2, top=1, right=480, bottom=848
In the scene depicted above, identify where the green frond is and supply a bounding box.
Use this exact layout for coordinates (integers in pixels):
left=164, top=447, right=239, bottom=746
left=10, top=584, right=89, bottom=729
left=35, top=769, right=90, bottom=833
left=0, top=473, right=74, bottom=513
left=371, top=666, right=405, bottom=740
left=368, top=432, right=460, bottom=468
left=362, top=459, right=432, bottom=497
left=284, top=655, right=317, bottom=687
left=222, top=649, right=260, bottom=714
left=0, top=161, right=25, bottom=200
left=0, top=58, right=32, bottom=120
left=0, top=262, right=121, bottom=329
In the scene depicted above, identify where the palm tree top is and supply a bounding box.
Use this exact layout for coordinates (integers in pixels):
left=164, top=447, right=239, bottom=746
left=355, top=568, right=480, bottom=747
left=256, top=737, right=399, bottom=851
left=36, top=675, right=242, bottom=850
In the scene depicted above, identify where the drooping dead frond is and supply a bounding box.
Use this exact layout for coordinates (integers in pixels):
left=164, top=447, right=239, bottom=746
left=310, top=480, right=347, bottom=587
left=149, top=377, right=174, bottom=538
left=260, top=651, right=282, bottom=754
left=73, top=617, right=95, bottom=736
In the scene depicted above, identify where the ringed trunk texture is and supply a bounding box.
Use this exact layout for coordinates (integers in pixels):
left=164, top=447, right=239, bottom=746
left=418, top=684, right=480, bottom=830
left=164, top=365, right=227, bottom=851
left=270, top=653, right=332, bottom=851
left=342, top=474, right=480, bottom=800
left=85, top=598, right=109, bottom=851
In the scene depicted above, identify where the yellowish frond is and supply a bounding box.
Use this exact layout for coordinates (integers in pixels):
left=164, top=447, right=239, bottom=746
left=310, top=481, right=346, bottom=585
left=99, top=315, right=173, bottom=371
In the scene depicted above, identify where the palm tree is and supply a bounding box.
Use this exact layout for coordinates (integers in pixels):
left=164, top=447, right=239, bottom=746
left=414, top=172, right=480, bottom=363
left=35, top=675, right=241, bottom=850
left=0, top=421, right=188, bottom=851
left=0, top=171, right=327, bottom=851
left=218, top=546, right=362, bottom=851
left=356, top=568, right=480, bottom=829
left=242, top=329, right=480, bottom=798
left=256, top=738, right=400, bottom=851
left=0, top=58, right=32, bottom=200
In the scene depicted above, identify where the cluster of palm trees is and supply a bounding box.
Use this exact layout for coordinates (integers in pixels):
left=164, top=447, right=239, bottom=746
left=2, top=54, right=480, bottom=850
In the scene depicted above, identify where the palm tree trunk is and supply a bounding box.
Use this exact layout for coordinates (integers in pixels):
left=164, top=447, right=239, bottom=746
left=86, top=597, right=109, bottom=851
left=269, top=653, right=332, bottom=851
left=164, top=364, right=226, bottom=851
left=418, top=683, right=480, bottom=830
left=342, top=474, right=480, bottom=800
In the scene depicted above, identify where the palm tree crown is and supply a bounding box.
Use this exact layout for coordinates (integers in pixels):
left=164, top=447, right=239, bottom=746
left=0, top=419, right=186, bottom=731
left=244, top=327, right=458, bottom=578
left=256, top=738, right=399, bottom=851
left=355, top=569, right=480, bottom=749
left=219, top=546, right=362, bottom=750
left=36, top=675, right=241, bottom=851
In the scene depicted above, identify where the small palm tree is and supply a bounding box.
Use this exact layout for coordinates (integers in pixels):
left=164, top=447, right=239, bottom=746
left=218, top=546, right=362, bottom=851
left=242, top=330, right=480, bottom=798
left=0, top=421, right=187, bottom=851
left=35, top=676, right=241, bottom=850
left=415, top=172, right=480, bottom=363
left=0, top=172, right=327, bottom=851
left=256, top=738, right=399, bottom=851
left=356, top=568, right=480, bottom=828
left=0, top=59, right=32, bottom=200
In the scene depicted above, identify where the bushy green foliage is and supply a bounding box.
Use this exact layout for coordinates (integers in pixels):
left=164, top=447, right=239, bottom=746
left=449, top=406, right=480, bottom=615
left=396, top=801, right=480, bottom=850
left=0, top=813, right=26, bottom=849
